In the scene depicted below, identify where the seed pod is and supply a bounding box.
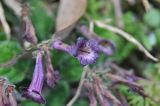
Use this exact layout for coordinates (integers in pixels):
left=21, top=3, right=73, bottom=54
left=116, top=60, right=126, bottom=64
left=21, top=4, right=37, bottom=45
left=45, top=45, right=60, bottom=88
left=6, top=85, right=17, bottom=106
left=0, top=78, right=9, bottom=106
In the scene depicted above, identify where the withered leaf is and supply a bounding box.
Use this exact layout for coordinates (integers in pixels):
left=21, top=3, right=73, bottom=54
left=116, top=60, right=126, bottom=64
left=54, top=0, right=87, bottom=40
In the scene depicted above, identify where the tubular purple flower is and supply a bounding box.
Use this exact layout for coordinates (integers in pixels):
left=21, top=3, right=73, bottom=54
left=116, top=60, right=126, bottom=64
left=22, top=50, right=45, bottom=104
left=52, top=40, right=71, bottom=53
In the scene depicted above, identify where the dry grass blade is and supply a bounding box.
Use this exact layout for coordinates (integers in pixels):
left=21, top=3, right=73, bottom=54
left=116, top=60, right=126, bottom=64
left=102, top=88, right=121, bottom=105
left=95, top=21, right=158, bottom=62
left=142, top=0, right=151, bottom=12
left=0, top=2, right=11, bottom=40
left=3, top=0, right=21, bottom=17
left=66, top=66, right=88, bottom=106
left=111, top=0, right=124, bottom=29
left=106, top=73, right=143, bottom=91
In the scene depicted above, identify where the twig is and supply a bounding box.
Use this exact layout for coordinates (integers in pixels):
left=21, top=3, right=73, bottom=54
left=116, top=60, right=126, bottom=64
left=3, top=0, right=21, bottom=17
left=0, top=2, right=11, bottom=40
left=95, top=21, right=158, bottom=62
left=66, top=66, right=88, bottom=106
left=142, top=0, right=151, bottom=12
left=127, top=0, right=136, bottom=5
left=111, top=0, right=124, bottom=29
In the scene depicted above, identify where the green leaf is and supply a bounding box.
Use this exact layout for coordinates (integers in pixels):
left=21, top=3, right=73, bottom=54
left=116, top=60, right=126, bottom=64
left=28, top=0, right=55, bottom=40
left=52, top=51, right=82, bottom=82
left=0, top=41, right=21, bottom=63
left=46, top=81, right=69, bottom=106
left=0, top=41, right=29, bottom=83
left=144, top=8, right=160, bottom=28
left=20, top=100, right=41, bottom=106
left=74, top=99, right=88, bottom=106
left=155, top=28, right=160, bottom=46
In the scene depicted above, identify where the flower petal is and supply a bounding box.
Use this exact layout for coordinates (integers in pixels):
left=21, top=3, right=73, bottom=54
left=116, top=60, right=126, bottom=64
left=98, top=39, right=115, bottom=55
left=22, top=90, right=45, bottom=104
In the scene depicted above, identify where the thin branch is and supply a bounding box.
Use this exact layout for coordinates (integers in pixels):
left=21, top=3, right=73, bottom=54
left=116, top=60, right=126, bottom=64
left=3, top=0, right=21, bottom=17
left=95, top=21, right=158, bottom=62
left=142, top=0, right=151, bottom=12
left=111, top=0, right=124, bottom=29
left=66, top=66, right=88, bottom=106
left=0, top=2, right=11, bottom=40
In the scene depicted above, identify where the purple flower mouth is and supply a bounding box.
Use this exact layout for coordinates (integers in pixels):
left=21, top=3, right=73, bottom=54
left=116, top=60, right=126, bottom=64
left=22, top=89, right=45, bottom=104
left=71, top=38, right=99, bottom=66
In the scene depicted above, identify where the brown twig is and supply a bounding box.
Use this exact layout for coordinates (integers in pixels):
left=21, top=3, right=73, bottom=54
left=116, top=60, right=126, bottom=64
left=66, top=66, right=88, bottom=106
left=142, top=0, right=151, bottom=12
left=95, top=21, right=158, bottom=62
left=111, top=0, right=124, bottom=29
left=0, top=2, right=11, bottom=40
left=3, top=0, right=21, bottom=17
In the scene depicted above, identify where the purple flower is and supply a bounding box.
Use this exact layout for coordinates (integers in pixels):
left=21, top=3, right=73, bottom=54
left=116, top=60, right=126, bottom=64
left=71, top=38, right=99, bottom=66
left=22, top=50, right=45, bottom=104
left=52, top=38, right=99, bottom=66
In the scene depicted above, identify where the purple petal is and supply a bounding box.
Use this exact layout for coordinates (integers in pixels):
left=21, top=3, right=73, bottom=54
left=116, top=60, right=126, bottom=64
left=29, top=51, right=44, bottom=92
left=52, top=40, right=70, bottom=53
left=98, top=39, right=115, bottom=55
left=22, top=90, right=45, bottom=104
left=75, top=38, right=99, bottom=66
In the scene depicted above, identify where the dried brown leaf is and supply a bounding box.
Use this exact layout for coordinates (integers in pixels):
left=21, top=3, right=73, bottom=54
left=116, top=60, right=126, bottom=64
left=55, top=0, right=87, bottom=40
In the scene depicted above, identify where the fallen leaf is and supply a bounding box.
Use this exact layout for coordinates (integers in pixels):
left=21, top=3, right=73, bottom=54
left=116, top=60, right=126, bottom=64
left=54, top=0, right=87, bottom=40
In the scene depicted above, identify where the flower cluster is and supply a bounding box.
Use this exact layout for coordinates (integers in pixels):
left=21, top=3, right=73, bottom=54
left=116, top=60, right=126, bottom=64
left=0, top=77, right=17, bottom=106
left=22, top=49, right=60, bottom=104
left=52, top=37, right=114, bottom=66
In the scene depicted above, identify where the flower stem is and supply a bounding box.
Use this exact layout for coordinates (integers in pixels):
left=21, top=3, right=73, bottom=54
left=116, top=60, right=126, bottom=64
left=66, top=66, right=88, bottom=106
